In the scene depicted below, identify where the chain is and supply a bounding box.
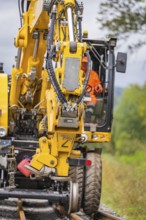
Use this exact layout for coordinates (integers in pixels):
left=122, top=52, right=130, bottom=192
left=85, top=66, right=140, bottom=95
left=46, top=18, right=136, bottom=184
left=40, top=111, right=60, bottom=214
left=7, top=157, right=16, bottom=188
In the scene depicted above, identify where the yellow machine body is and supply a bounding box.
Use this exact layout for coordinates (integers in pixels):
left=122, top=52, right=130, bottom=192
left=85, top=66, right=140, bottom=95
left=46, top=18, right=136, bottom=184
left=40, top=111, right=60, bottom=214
left=0, top=74, right=8, bottom=134
left=7, top=0, right=112, bottom=177
left=0, top=0, right=127, bottom=215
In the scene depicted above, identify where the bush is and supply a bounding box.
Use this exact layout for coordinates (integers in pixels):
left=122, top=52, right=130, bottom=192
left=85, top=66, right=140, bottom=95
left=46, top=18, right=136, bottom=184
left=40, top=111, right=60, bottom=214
left=112, top=84, right=146, bottom=155
left=102, top=154, right=146, bottom=220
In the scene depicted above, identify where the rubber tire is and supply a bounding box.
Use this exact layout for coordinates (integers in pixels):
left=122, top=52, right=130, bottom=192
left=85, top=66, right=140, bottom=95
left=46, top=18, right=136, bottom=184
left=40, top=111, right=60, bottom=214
left=83, top=152, right=102, bottom=216
left=69, top=166, right=84, bottom=210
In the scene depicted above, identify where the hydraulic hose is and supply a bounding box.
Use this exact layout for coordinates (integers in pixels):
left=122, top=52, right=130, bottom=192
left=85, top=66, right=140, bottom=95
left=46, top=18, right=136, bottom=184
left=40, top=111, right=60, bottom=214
left=46, top=10, right=67, bottom=104
left=21, top=0, right=25, bottom=13
left=76, top=51, right=91, bottom=104
left=47, top=10, right=56, bottom=51
left=27, top=0, right=31, bottom=11
left=47, top=58, right=67, bottom=104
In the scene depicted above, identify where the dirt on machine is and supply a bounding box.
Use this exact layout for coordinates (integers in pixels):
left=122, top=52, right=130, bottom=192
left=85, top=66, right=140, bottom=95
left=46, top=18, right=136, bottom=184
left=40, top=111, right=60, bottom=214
left=0, top=0, right=127, bottom=218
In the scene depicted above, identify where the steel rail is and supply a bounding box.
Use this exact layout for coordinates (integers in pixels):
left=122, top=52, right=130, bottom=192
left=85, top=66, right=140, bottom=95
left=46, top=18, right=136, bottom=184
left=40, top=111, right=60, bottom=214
left=70, top=213, right=83, bottom=220
left=0, top=198, right=125, bottom=220
left=97, top=209, right=124, bottom=220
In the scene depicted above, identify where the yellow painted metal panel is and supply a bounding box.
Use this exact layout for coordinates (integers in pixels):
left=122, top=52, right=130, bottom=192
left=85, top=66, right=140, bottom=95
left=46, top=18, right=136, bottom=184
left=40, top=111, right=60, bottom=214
left=0, top=74, right=8, bottom=134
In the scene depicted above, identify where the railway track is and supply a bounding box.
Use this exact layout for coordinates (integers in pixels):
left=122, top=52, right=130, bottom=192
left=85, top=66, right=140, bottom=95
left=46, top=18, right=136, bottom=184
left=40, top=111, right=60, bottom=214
left=0, top=199, right=125, bottom=220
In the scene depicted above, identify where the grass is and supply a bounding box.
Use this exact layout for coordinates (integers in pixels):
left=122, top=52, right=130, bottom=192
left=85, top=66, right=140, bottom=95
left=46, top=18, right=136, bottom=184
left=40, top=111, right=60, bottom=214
left=101, top=153, right=146, bottom=220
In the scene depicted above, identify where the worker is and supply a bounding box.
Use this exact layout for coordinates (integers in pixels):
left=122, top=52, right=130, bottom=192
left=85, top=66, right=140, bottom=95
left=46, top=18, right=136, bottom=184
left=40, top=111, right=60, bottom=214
left=81, top=56, right=103, bottom=123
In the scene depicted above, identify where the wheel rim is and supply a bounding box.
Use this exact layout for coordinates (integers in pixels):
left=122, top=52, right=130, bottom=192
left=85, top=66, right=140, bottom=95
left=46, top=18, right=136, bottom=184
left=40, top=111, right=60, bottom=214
left=68, top=181, right=79, bottom=214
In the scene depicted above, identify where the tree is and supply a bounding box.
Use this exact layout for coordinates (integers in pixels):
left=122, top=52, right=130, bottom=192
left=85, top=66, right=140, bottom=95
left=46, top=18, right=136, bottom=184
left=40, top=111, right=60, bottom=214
left=97, top=0, right=146, bottom=51
left=112, top=83, right=146, bottom=155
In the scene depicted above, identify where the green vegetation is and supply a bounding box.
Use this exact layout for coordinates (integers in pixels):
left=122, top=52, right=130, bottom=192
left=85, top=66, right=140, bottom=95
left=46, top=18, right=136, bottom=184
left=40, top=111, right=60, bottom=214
left=114, top=87, right=123, bottom=107
left=96, top=2, right=146, bottom=218
left=112, top=84, right=146, bottom=155
left=101, top=83, right=146, bottom=220
left=102, top=154, right=146, bottom=220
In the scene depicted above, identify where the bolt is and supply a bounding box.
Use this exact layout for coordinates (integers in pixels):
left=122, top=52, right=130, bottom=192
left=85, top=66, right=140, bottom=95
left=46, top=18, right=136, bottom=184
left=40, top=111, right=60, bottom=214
left=42, top=138, right=46, bottom=143
left=50, top=160, right=55, bottom=165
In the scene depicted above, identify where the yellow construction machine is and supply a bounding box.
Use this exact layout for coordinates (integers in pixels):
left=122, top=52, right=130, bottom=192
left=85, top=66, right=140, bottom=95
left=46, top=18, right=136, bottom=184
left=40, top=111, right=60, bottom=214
left=0, top=0, right=127, bottom=217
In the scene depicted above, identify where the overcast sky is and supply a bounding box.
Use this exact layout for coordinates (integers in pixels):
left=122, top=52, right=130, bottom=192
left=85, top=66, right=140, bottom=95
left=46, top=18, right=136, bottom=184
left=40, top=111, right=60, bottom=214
left=0, top=0, right=146, bottom=88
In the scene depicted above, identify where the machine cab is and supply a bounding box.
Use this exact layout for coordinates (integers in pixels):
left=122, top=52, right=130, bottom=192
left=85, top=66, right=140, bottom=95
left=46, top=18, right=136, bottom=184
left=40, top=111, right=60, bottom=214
left=83, top=38, right=127, bottom=133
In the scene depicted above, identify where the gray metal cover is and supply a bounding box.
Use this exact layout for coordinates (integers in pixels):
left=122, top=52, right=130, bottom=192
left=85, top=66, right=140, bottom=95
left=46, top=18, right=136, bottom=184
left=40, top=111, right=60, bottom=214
left=58, top=117, right=79, bottom=128
left=62, top=58, right=80, bottom=91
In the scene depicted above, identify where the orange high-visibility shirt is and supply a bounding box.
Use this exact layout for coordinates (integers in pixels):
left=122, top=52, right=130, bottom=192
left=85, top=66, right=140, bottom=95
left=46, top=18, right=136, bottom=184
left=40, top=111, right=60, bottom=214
left=87, top=70, right=101, bottom=105
left=88, top=70, right=101, bottom=88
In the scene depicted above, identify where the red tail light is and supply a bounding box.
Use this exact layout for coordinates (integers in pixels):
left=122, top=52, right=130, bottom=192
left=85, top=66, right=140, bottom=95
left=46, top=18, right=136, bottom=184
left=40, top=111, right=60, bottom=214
left=86, top=160, right=92, bottom=166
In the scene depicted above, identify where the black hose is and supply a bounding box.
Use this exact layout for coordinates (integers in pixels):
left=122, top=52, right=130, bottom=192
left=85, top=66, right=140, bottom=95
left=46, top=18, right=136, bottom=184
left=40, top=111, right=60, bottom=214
left=76, top=51, right=91, bottom=104
left=21, top=0, right=25, bottom=13
left=27, top=0, right=31, bottom=11
left=47, top=13, right=55, bottom=52
left=47, top=58, right=67, bottom=104
left=47, top=11, right=67, bottom=104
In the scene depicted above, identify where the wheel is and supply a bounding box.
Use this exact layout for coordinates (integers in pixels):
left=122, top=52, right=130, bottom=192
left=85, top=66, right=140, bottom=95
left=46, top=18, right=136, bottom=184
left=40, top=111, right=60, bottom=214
left=68, top=182, right=79, bottom=214
left=69, top=166, right=84, bottom=210
left=83, top=152, right=102, bottom=216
